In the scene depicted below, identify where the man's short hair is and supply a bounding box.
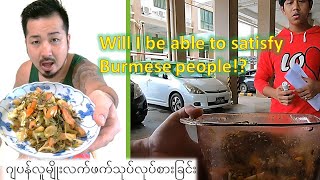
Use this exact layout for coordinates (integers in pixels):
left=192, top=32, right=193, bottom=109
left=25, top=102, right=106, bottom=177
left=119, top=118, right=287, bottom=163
left=278, top=0, right=313, bottom=8
left=21, top=0, right=69, bottom=37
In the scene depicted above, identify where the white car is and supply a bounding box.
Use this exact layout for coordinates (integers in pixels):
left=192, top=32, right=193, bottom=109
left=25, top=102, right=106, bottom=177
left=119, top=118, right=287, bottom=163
left=131, top=64, right=232, bottom=112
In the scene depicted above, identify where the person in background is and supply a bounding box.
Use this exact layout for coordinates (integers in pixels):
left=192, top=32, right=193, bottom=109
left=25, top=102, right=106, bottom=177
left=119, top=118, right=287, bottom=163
left=13, top=0, right=120, bottom=158
left=254, top=0, right=320, bottom=117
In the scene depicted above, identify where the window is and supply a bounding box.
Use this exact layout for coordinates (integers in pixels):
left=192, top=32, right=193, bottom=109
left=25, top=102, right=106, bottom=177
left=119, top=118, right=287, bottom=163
left=246, top=70, right=256, bottom=76
left=199, top=44, right=209, bottom=58
left=153, top=0, right=166, bottom=10
left=200, top=8, right=213, bottom=31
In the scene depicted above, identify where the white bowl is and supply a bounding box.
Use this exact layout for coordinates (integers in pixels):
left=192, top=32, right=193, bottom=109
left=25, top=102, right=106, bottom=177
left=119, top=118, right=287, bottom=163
left=0, top=82, right=100, bottom=159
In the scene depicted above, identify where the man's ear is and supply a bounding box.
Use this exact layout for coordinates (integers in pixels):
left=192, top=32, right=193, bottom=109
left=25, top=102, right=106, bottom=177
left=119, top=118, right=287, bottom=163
left=280, top=6, right=285, bottom=14
left=25, top=38, right=29, bottom=54
left=67, top=34, right=71, bottom=50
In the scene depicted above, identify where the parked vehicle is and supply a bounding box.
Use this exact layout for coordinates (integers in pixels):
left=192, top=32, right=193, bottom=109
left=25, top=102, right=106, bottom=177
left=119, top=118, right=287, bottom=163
left=131, top=63, right=231, bottom=112
left=131, top=80, right=148, bottom=125
left=238, top=69, right=256, bottom=93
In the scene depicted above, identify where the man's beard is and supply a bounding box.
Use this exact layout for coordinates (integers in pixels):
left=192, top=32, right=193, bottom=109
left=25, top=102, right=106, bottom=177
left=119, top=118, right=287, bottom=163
left=39, top=55, right=67, bottom=79
left=41, top=67, right=63, bottom=79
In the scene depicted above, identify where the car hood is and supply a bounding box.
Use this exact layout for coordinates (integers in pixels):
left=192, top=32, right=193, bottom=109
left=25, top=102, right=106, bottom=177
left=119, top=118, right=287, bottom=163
left=182, top=78, right=228, bottom=91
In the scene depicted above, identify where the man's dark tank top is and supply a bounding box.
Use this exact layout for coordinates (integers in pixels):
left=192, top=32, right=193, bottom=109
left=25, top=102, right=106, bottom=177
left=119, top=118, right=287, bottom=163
left=28, top=54, right=85, bottom=87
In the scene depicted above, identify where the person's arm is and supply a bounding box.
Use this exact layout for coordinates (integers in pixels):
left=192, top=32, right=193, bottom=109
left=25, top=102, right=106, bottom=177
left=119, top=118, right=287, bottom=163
left=131, top=106, right=207, bottom=179
left=254, top=51, right=276, bottom=96
left=254, top=51, right=295, bottom=105
left=131, top=106, right=203, bottom=158
left=130, top=137, right=149, bottom=157
left=296, top=77, right=320, bottom=100
left=72, top=59, right=120, bottom=152
left=72, top=59, right=118, bottom=107
left=13, top=61, right=32, bottom=88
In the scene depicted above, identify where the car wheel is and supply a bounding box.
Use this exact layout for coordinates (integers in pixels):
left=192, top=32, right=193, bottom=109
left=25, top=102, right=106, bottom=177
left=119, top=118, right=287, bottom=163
left=239, top=83, right=248, bottom=93
left=169, top=93, right=184, bottom=112
left=132, top=114, right=145, bottom=125
left=131, top=109, right=147, bottom=125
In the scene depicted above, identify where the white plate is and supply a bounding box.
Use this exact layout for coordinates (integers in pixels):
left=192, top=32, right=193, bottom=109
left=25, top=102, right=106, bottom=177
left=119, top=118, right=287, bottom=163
left=0, top=82, right=100, bottom=159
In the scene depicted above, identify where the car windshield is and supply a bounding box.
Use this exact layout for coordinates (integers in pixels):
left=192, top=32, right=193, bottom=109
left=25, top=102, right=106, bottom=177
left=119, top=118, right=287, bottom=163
left=241, top=70, right=256, bottom=77
left=171, top=65, right=212, bottom=78
left=248, top=70, right=256, bottom=76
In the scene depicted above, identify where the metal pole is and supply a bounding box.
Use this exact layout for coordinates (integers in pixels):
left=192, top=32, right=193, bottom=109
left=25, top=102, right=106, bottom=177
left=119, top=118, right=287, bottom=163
left=166, top=0, right=172, bottom=61
left=140, top=21, right=146, bottom=61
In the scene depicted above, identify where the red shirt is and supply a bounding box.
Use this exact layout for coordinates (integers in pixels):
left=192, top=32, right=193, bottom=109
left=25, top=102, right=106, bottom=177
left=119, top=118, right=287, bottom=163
left=254, top=26, right=320, bottom=118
